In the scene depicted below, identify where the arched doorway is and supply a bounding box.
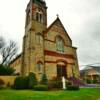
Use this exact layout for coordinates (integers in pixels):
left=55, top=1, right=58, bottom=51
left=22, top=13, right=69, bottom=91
left=57, top=61, right=67, bottom=79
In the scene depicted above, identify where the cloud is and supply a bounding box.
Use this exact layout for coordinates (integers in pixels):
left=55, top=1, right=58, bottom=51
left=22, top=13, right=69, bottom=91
left=75, top=12, right=100, bottom=66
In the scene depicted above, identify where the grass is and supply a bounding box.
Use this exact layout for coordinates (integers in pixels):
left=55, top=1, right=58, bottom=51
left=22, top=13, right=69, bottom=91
left=0, top=88, right=100, bottom=100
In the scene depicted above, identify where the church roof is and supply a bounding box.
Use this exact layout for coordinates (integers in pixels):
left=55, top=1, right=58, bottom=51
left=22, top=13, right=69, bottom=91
left=44, top=17, right=72, bottom=43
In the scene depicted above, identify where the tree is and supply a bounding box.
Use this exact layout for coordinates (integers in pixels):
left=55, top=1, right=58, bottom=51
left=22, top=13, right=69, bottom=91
left=0, top=37, right=18, bottom=65
left=0, top=64, right=15, bottom=75
left=0, top=37, right=5, bottom=49
left=13, top=73, right=37, bottom=89
left=40, top=73, right=48, bottom=85
left=28, top=72, right=37, bottom=89
left=13, top=76, right=29, bottom=89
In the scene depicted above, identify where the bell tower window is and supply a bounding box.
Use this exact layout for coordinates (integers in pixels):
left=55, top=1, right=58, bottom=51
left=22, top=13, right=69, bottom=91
left=36, top=12, right=39, bottom=21
left=35, top=9, right=43, bottom=23
left=25, top=0, right=47, bottom=27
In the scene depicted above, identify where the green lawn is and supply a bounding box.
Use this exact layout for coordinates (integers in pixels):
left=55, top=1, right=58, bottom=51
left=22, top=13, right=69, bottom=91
left=0, top=88, right=100, bottom=100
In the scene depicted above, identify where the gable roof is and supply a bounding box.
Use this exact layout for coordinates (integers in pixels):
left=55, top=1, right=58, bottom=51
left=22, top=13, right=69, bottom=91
left=44, top=17, right=72, bottom=43
left=80, top=66, right=100, bottom=75
left=90, top=66, right=100, bottom=73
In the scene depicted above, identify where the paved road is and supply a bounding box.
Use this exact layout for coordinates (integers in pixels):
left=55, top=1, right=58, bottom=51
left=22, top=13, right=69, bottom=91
left=81, top=84, right=100, bottom=88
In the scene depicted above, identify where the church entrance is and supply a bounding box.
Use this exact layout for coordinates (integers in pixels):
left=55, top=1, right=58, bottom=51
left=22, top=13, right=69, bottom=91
left=57, top=64, right=67, bottom=79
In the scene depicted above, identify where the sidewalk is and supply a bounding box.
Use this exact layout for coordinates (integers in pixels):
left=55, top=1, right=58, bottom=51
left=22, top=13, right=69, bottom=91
left=80, top=84, right=100, bottom=88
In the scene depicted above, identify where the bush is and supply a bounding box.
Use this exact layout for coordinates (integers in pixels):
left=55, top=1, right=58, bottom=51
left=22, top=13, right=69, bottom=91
left=0, top=79, right=5, bottom=89
left=86, top=79, right=91, bottom=84
left=34, top=85, right=48, bottom=91
left=49, top=80, right=72, bottom=89
left=66, top=80, right=72, bottom=86
left=67, top=85, right=79, bottom=90
left=93, top=79, right=97, bottom=84
left=49, top=80, right=62, bottom=89
left=13, top=73, right=37, bottom=89
left=48, top=77, right=62, bottom=89
left=28, top=72, right=37, bottom=89
left=13, top=76, right=28, bottom=89
left=40, top=74, right=48, bottom=85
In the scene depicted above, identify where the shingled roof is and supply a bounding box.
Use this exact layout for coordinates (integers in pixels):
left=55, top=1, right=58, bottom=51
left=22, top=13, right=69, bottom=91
left=80, top=66, right=100, bottom=75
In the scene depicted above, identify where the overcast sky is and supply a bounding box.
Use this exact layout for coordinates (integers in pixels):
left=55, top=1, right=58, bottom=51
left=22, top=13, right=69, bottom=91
left=0, top=0, right=100, bottom=68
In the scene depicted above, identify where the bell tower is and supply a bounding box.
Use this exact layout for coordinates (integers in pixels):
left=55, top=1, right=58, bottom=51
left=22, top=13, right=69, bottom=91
left=21, top=0, right=47, bottom=76
left=25, top=0, right=47, bottom=31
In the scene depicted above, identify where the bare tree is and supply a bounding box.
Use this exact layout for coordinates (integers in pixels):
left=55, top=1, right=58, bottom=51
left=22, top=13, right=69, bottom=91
left=0, top=37, right=5, bottom=49
left=0, top=39, right=18, bottom=65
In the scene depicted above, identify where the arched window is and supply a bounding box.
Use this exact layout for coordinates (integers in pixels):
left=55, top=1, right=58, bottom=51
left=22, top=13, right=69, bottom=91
left=37, top=62, right=43, bottom=72
left=35, top=9, right=43, bottom=23
left=36, top=12, right=39, bottom=21
left=36, top=33, right=42, bottom=44
left=56, top=36, right=64, bottom=53
left=26, top=10, right=31, bottom=25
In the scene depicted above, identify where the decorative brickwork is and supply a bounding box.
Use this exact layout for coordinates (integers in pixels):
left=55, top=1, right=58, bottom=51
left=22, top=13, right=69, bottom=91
left=44, top=50, right=75, bottom=59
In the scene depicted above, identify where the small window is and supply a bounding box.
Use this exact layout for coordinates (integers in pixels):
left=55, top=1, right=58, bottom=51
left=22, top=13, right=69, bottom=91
left=37, top=63, right=42, bottom=72
left=36, top=12, right=39, bottom=21
left=40, top=14, right=42, bottom=22
left=36, top=33, right=42, bottom=44
left=37, top=63, right=41, bottom=71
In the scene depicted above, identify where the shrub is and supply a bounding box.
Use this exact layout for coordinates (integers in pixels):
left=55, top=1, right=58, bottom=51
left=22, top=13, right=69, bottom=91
left=51, top=80, right=62, bottom=89
left=48, top=77, right=62, bottom=89
left=40, top=74, right=48, bottom=85
left=49, top=80, right=71, bottom=89
left=13, top=76, right=28, bottom=89
left=67, top=85, right=79, bottom=90
left=0, top=79, right=5, bottom=89
left=66, top=80, right=72, bottom=86
left=28, top=72, right=37, bottom=89
left=86, top=79, right=91, bottom=84
left=93, top=79, right=97, bottom=84
left=34, top=85, right=48, bottom=91
left=13, top=73, right=37, bottom=89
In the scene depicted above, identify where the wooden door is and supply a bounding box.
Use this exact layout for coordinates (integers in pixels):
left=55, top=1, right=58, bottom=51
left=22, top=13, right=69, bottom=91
left=57, top=65, right=67, bottom=78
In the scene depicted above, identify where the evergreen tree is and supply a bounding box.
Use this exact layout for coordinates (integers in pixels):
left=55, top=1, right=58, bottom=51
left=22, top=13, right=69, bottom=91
left=40, top=73, right=48, bottom=85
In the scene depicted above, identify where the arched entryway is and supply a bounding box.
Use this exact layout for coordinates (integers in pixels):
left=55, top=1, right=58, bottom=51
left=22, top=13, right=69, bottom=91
left=57, top=61, right=67, bottom=79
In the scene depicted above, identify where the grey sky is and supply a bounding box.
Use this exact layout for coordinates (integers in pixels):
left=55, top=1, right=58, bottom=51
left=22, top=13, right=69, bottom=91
left=0, top=0, right=100, bottom=68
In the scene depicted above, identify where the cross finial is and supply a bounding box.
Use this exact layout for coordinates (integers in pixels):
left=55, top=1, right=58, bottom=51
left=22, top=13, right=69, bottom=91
left=56, top=14, right=59, bottom=18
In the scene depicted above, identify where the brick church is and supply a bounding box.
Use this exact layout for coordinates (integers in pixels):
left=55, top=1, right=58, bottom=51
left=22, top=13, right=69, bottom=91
left=10, top=0, right=80, bottom=80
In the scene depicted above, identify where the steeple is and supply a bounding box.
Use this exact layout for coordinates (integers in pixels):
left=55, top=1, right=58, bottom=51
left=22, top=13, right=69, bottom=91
left=22, top=0, right=47, bottom=75
left=25, top=0, right=47, bottom=29
left=32, top=0, right=46, bottom=7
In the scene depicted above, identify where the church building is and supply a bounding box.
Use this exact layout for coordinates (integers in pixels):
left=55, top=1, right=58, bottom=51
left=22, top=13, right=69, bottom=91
left=10, top=0, right=80, bottom=80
